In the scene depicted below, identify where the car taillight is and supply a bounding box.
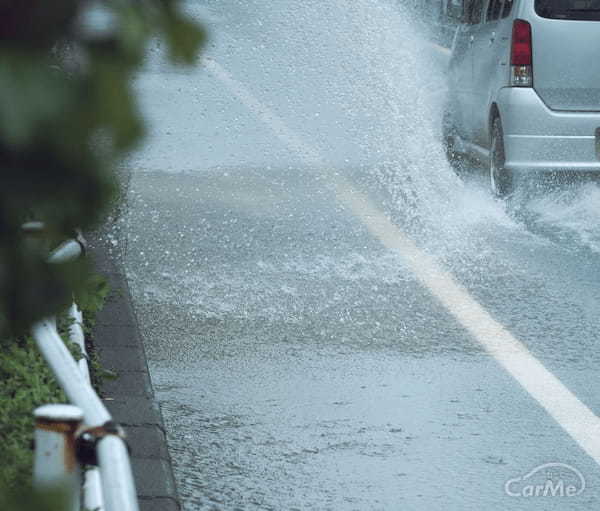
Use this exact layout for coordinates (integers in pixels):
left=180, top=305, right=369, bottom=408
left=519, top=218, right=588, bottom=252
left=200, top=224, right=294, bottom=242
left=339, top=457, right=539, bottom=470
left=511, top=19, right=532, bottom=87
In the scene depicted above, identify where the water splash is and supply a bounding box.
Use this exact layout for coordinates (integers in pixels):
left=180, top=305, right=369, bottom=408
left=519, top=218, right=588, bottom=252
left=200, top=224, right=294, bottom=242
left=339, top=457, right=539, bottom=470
left=308, top=0, right=517, bottom=254
left=511, top=181, right=600, bottom=254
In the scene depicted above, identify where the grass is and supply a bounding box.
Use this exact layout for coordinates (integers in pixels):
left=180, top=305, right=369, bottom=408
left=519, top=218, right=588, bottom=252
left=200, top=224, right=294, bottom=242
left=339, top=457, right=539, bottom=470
left=0, top=333, right=66, bottom=490
left=0, top=272, right=110, bottom=494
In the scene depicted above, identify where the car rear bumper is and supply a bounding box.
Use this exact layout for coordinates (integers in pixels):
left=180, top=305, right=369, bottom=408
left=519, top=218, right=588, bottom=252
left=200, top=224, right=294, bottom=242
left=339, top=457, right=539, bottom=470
left=497, top=87, right=600, bottom=174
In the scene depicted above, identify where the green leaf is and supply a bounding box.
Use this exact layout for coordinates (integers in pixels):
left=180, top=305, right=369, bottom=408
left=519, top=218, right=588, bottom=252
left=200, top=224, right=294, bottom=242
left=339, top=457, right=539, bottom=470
left=162, top=11, right=206, bottom=64
left=0, top=53, right=72, bottom=146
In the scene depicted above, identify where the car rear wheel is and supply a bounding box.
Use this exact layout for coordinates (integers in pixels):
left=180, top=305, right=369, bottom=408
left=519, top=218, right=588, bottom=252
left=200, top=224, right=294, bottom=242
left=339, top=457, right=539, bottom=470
left=443, top=109, right=463, bottom=174
left=490, top=117, right=513, bottom=198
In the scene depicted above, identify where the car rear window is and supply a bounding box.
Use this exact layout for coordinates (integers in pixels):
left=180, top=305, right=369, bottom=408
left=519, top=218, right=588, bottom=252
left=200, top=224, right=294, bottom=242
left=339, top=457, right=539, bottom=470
left=535, top=0, right=600, bottom=20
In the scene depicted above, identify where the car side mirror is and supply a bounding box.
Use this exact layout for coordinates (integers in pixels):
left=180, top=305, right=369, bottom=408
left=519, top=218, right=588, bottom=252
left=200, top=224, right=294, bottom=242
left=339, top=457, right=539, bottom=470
left=446, top=0, right=465, bottom=22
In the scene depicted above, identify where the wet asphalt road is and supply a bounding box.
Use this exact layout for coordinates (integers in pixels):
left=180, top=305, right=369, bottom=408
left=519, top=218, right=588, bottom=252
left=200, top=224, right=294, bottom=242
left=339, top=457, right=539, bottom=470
left=121, top=1, right=600, bottom=509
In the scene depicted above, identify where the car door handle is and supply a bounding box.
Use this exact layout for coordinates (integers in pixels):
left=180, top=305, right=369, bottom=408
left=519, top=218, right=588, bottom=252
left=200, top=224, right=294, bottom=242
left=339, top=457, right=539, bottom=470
left=469, top=35, right=474, bottom=45
left=490, top=32, right=496, bottom=44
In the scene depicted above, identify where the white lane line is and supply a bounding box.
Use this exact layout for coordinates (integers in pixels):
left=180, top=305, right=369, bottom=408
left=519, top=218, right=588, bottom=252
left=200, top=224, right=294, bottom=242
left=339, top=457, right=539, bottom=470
left=204, top=57, right=600, bottom=465
left=337, top=185, right=600, bottom=464
left=204, top=58, right=324, bottom=166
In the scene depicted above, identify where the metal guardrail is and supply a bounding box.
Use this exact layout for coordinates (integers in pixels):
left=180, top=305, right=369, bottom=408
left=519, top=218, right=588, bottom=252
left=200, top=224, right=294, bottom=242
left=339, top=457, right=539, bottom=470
left=31, top=233, right=139, bottom=511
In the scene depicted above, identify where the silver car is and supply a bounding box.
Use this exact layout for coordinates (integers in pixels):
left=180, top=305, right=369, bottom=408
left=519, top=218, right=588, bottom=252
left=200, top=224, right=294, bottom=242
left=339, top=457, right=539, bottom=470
left=444, top=0, right=600, bottom=196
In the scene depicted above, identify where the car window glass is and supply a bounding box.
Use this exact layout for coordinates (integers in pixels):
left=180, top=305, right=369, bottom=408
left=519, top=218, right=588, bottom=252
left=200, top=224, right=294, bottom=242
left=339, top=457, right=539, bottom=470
left=536, top=0, right=600, bottom=20
left=486, top=0, right=504, bottom=20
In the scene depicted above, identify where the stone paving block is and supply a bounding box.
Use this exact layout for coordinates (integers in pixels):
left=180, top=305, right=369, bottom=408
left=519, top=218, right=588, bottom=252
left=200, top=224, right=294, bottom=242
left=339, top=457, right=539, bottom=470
left=125, top=425, right=170, bottom=460
left=93, top=323, right=142, bottom=347
left=97, top=345, right=148, bottom=372
left=131, top=458, right=178, bottom=498
left=96, top=286, right=139, bottom=327
left=104, top=397, right=164, bottom=427
left=101, top=370, right=153, bottom=398
left=139, top=497, right=180, bottom=511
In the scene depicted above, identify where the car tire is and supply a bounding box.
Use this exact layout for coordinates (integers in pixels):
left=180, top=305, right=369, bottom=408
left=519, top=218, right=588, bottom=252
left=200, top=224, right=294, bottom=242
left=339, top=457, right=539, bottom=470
left=443, top=109, right=463, bottom=174
left=490, top=117, right=513, bottom=198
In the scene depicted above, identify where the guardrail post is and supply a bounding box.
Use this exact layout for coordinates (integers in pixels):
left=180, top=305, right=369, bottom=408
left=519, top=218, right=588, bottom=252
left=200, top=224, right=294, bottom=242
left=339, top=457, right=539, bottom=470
left=33, top=404, right=83, bottom=511
left=33, top=318, right=141, bottom=511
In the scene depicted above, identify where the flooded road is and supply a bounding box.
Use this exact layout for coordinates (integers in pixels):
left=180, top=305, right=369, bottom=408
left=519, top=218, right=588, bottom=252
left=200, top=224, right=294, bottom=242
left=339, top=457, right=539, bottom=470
left=121, top=1, right=600, bottom=509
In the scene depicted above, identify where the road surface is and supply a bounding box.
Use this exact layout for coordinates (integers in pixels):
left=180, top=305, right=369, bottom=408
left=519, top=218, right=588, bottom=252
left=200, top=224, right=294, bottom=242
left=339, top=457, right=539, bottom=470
left=118, top=1, right=600, bottom=509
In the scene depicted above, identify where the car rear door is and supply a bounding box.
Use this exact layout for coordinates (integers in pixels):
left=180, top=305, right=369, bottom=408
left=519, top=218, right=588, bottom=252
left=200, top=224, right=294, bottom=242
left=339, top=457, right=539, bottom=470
left=448, top=20, right=473, bottom=139
left=449, top=0, right=485, bottom=140
left=532, top=0, right=600, bottom=111
left=471, top=0, right=515, bottom=146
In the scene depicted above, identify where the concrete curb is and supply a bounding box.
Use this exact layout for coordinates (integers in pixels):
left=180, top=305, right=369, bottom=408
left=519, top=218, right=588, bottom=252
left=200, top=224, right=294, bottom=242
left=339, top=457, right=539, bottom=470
left=89, top=242, right=180, bottom=511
